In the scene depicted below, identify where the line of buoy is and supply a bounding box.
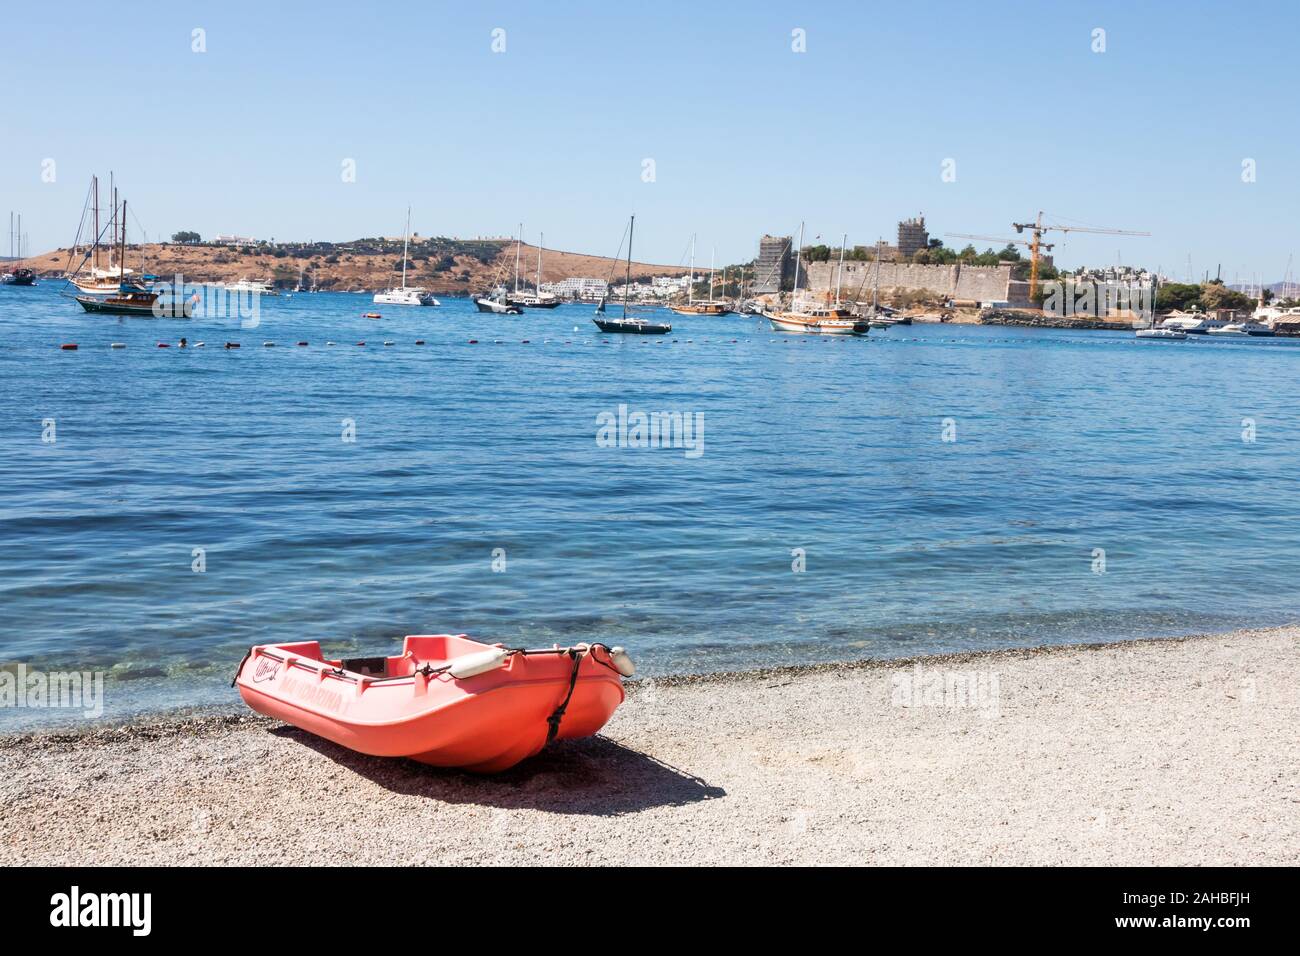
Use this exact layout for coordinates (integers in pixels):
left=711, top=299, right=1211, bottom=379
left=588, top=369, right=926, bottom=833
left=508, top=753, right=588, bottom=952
left=225, top=342, right=239, bottom=349
left=61, top=343, right=77, bottom=350
left=110, top=342, right=125, bottom=349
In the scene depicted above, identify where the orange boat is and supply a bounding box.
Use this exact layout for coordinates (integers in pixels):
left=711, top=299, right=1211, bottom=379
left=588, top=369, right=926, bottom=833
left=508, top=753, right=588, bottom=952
left=233, top=634, right=633, bottom=773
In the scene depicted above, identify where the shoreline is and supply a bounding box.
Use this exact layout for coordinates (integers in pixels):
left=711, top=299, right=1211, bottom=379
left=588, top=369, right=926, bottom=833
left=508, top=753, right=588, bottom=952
left=0, top=626, right=1264, bottom=740
left=4, top=625, right=1298, bottom=865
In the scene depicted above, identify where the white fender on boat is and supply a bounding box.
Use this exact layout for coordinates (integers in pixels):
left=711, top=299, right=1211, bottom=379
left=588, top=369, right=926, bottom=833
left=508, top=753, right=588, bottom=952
left=609, top=646, right=636, bottom=677
left=448, top=646, right=510, bottom=679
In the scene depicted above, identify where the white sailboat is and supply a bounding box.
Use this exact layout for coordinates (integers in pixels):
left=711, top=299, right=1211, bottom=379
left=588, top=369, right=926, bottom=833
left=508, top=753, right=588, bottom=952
left=506, top=230, right=560, bottom=308
left=374, top=207, right=439, bottom=306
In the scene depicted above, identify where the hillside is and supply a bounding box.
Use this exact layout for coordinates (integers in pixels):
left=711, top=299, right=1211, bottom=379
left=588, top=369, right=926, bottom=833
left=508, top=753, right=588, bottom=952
left=19, top=239, right=694, bottom=294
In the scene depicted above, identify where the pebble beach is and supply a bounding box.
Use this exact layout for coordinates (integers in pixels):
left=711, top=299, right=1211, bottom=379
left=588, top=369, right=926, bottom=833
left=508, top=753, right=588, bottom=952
left=3, top=626, right=1296, bottom=866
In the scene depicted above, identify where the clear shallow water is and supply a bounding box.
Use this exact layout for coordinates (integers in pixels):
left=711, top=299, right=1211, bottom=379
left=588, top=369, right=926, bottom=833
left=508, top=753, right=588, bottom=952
left=3, top=283, right=1299, bottom=726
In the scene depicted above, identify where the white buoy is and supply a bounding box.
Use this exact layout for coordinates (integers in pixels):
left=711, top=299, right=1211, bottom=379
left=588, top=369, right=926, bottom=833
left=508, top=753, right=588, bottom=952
left=448, top=647, right=510, bottom=679
left=110, top=343, right=125, bottom=349
left=609, top=646, right=636, bottom=677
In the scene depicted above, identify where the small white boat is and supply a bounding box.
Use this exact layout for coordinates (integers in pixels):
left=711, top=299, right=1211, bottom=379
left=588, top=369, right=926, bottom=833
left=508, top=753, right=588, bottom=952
left=222, top=277, right=278, bottom=296
left=475, top=292, right=523, bottom=314
left=1207, top=322, right=1273, bottom=337
left=374, top=207, right=439, bottom=307
left=1135, top=327, right=1187, bottom=340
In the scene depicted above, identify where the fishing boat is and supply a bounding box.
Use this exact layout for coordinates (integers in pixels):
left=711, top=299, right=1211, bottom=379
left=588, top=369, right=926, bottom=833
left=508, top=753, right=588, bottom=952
left=767, top=226, right=869, bottom=335
left=667, top=235, right=731, bottom=316
left=374, top=207, right=440, bottom=306
left=233, top=633, right=633, bottom=773
left=474, top=290, right=524, bottom=314
left=593, top=215, right=672, bottom=334
left=504, top=227, right=561, bottom=309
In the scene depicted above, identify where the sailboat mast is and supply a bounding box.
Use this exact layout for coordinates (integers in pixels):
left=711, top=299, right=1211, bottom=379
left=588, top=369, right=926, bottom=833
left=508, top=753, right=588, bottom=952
left=536, top=232, right=543, bottom=292
left=119, top=200, right=126, bottom=284
left=792, top=221, right=805, bottom=301
left=624, top=216, right=634, bottom=319
left=688, top=233, right=695, bottom=306
left=514, top=222, right=522, bottom=294
left=872, top=238, right=882, bottom=312
left=709, top=247, right=715, bottom=303
left=92, top=176, right=100, bottom=273
left=401, top=206, right=410, bottom=290
left=835, top=233, right=846, bottom=307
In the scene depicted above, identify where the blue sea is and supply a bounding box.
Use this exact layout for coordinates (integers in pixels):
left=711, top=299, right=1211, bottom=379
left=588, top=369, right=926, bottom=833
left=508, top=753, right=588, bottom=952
left=3, top=283, right=1299, bottom=726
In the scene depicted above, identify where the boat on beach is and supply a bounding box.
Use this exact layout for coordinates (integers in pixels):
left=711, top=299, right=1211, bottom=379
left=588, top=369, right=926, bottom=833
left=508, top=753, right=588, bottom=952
left=233, top=633, right=633, bottom=773
left=592, top=215, right=672, bottom=334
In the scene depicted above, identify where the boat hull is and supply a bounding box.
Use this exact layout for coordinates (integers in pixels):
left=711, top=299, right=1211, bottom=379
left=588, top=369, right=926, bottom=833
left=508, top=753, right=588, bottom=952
left=667, top=303, right=732, bottom=316
left=593, top=317, right=671, bottom=334
left=234, top=635, right=626, bottom=773
left=475, top=297, right=523, bottom=314
left=75, top=294, right=194, bottom=318
left=768, top=313, right=869, bottom=335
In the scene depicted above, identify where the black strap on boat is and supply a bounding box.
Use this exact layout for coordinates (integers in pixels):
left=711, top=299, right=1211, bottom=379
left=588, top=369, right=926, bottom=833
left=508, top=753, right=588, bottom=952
left=230, top=646, right=253, bottom=687
left=545, top=649, right=584, bottom=744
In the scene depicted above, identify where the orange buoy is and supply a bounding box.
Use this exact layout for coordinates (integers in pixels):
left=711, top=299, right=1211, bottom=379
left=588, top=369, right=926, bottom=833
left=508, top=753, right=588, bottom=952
left=60, top=343, right=78, bottom=350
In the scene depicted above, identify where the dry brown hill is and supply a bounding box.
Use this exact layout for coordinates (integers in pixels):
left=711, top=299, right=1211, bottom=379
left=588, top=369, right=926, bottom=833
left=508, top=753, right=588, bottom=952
left=20, top=240, right=692, bottom=294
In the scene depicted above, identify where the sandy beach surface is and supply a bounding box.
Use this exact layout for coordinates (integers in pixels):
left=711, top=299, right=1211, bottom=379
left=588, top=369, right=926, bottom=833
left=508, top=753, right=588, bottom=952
left=3, top=627, right=1297, bottom=866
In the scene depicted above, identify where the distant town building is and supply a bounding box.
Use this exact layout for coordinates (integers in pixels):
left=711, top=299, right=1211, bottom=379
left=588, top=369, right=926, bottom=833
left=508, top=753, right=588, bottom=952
left=896, top=215, right=928, bottom=260
left=213, top=234, right=259, bottom=247
left=754, top=234, right=793, bottom=294
left=542, top=277, right=608, bottom=300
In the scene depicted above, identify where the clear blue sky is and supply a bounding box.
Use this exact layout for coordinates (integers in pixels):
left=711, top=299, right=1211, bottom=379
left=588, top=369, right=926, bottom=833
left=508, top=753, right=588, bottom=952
left=4, top=0, right=1298, bottom=280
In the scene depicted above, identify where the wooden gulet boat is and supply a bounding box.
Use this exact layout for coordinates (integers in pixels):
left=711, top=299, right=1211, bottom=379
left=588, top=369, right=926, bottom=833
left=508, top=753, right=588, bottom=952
left=767, top=225, right=869, bottom=336
left=667, top=235, right=732, bottom=316
left=593, top=215, right=671, bottom=334
left=233, top=634, right=634, bottom=773
left=72, top=199, right=194, bottom=317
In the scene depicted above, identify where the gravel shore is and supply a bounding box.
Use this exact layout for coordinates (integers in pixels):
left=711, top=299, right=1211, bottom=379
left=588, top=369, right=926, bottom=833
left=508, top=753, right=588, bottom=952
left=3, top=627, right=1297, bottom=865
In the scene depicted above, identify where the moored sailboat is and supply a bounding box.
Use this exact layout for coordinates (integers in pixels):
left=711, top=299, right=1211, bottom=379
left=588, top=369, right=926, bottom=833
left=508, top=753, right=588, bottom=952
left=73, top=199, right=194, bottom=317
left=767, top=226, right=869, bottom=335
left=593, top=215, right=671, bottom=335
left=667, top=235, right=731, bottom=316
left=374, top=206, right=439, bottom=306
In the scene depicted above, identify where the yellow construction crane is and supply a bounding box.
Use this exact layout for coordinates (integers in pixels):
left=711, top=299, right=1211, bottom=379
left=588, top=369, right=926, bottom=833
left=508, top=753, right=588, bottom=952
left=945, top=233, right=1051, bottom=256
left=1011, top=212, right=1150, bottom=300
